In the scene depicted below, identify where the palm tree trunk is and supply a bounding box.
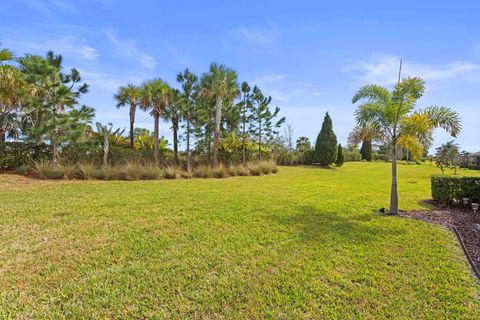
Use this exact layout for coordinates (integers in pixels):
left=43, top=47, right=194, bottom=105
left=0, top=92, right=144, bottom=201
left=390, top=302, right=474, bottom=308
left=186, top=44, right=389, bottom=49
left=258, top=117, right=262, bottom=162
left=0, top=130, right=5, bottom=142
left=103, top=136, right=109, bottom=166
left=173, top=120, right=179, bottom=165
left=129, top=104, right=135, bottom=149
left=52, top=141, right=57, bottom=165
left=186, top=120, right=191, bottom=171
left=212, top=96, right=222, bottom=167
left=242, top=105, right=247, bottom=164
left=390, top=143, right=399, bottom=214
left=153, top=113, right=159, bottom=166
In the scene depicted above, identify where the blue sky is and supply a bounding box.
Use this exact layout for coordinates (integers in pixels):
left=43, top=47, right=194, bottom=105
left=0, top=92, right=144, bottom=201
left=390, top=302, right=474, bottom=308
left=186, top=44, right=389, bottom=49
left=2, top=0, right=480, bottom=152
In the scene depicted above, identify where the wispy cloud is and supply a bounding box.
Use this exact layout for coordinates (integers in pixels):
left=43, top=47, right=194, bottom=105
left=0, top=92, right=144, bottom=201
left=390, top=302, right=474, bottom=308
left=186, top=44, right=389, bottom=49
left=104, top=30, right=157, bottom=69
left=343, top=54, right=480, bottom=85
left=7, top=37, right=98, bottom=60
left=232, top=23, right=279, bottom=45
left=251, top=72, right=322, bottom=102
left=18, top=0, right=78, bottom=14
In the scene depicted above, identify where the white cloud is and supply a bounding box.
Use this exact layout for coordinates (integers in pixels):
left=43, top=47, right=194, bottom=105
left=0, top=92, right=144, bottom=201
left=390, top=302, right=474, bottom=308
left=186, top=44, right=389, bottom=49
left=232, top=23, right=279, bottom=45
left=343, top=54, right=480, bottom=85
left=7, top=37, right=98, bottom=60
left=104, top=30, right=157, bottom=69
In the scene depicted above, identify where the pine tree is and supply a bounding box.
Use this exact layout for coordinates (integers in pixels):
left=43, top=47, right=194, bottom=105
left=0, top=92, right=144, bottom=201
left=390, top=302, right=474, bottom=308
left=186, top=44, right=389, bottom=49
left=315, top=112, right=337, bottom=166
left=360, top=139, right=372, bottom=161
left=335, top=143, right=344, bottom=167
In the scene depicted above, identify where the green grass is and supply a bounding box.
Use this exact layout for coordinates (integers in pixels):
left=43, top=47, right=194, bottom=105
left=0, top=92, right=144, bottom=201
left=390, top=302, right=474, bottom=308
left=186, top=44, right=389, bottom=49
left=0, top=162, right=479, bottom=318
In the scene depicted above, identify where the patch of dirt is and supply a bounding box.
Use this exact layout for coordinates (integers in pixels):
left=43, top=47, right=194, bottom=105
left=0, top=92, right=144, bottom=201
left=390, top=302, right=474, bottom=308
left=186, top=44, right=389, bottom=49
left=0, top=173, right=78, bottom=191
left=399, top=208, right=480, bottom=279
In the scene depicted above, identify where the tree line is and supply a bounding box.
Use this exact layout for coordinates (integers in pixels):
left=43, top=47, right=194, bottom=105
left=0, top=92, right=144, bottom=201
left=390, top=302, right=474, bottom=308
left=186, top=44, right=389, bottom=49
left=0, top=45, right=288, bottom=170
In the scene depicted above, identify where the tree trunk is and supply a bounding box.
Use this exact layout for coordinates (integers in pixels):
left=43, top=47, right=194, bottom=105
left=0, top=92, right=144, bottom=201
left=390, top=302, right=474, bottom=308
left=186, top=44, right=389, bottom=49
left=173, top=119, right=179, bottom=165
left=242, top=107, right=247, bottom=165
left=390, top=143, right=398, bottom=215
left=129, top=104, right=136, bottom=149
left=258, top=117, right=262, bottom=162
left=186, top=120, right=191, bottom=171
left=212, top=96, right=222, bottom=167
left=0, top=130, right=5, bottom=142
left=103, top=136, right=109, bottom=166
left=52, top=141, right=57, bottom=165
left=153, top=113, right=159, bottom=166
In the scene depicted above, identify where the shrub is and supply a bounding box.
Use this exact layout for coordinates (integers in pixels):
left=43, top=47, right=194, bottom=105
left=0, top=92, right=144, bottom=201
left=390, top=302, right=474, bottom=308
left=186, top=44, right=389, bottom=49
left=258, top=161, right=271, bottom=174
left=236, top=165, right=250, bottom=176
left=57, top=163, right=80, bottom=179
left=0, top=142, right=50, bottom=170
left=228, top=165, right=239, bottom=176
left=121, top=162, right=143, bottom=180
left=431, top=175, right=480, bottom=205
left=315, top=112, right=337, bottom=166
left=211, top=164, right=230, bottom=178
left=33, top=161, right=64, bottom=179
left=335, top=144, right=344, bottom=167
left=99, top=165, right=120, bottom=180
left=247, top=163, right=262, bottom=176
left=193, top=165, right=212, bottom=178
left=139, top=166, right=162, bottom=180
left=78, top=163, right=98, bottom=180
left=163, top=167, right=180, bottom=179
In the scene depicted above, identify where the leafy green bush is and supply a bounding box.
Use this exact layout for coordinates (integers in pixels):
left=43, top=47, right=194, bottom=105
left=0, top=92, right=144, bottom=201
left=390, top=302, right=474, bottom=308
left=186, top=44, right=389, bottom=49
left=431, top=175, right=480, bottom=205
left=0, top=142, right=50, bottom=170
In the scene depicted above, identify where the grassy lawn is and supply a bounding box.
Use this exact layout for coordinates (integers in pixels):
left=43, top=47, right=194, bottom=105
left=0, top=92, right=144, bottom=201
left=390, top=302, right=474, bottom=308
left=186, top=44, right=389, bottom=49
left=0, top=162, right=479, bottom=318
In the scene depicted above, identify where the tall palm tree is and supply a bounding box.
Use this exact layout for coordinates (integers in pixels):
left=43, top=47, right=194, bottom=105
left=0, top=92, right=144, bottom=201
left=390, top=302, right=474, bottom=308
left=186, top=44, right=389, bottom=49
left=177, top=69, right=198, bottom=172
left=240, top=81, right=251, bottom=164
left=200, top=63, right=239, bottom=167
left=0, top=48, right=27, bottom=141
left=164, top=88, right=182, bottom=165
left=140, top=79, right=171, bottom=166
left=352, top=77, right=461, bottom=214
left=114, top=84, right=141, bottom=149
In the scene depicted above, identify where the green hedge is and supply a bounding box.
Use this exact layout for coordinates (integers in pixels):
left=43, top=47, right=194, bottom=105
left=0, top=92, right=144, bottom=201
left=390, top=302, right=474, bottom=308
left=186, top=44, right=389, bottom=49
left=431, top=175, right=480, bottom=205
left=0, top=142, right=50, bottom=170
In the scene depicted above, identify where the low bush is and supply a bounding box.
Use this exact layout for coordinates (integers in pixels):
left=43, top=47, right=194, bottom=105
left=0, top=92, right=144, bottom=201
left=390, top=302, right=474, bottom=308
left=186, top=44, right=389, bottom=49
left=163, top=167, right=180, bottom=179
left=211, top=164, right=230, bottom=178
left=78, top=163, right=97, bottom=180
left=431, top=175, right=480, bottom=205
left=33, top=161, right=64, bottom=179
left=193, top=165, right=212, bottom=178
left=29, top=162, right=278, bottom=180
left=247, top=163, right=262, bottom=176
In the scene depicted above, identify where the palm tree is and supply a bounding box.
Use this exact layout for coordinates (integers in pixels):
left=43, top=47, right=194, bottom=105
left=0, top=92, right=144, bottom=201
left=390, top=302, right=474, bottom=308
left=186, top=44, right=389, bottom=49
left=114, top=84, right=141, bottom=149
left=0, top=48, right=27, bottom=141
left=177, top=69, right=198, bottom=172
left=348, top=124, right=383, bottom=161
left=352, top=77, right=461, bottom=214
left=200, top=63, right=239, bottom=167
left=140, top=79, right=171, bottom=166
left=240, top=81, right=251, bottom=164
left=164, top=88, right=182, bottom=165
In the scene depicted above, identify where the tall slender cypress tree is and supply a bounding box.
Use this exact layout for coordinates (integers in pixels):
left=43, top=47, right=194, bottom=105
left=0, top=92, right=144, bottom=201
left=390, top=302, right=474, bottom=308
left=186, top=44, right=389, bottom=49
left=315, top=112, right=337, bottom=166
left=335, top=143, right=344, bottom=167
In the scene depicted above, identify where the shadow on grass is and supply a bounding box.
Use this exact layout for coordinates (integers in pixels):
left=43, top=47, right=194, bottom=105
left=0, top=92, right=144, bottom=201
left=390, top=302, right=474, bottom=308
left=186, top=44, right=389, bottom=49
left=270, top=205, right=406, bottom=245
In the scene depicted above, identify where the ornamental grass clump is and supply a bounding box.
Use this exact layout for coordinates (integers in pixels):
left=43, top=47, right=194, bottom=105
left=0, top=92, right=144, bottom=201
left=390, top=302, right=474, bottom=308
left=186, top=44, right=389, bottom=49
left=211, top=164, right=230, bottom=178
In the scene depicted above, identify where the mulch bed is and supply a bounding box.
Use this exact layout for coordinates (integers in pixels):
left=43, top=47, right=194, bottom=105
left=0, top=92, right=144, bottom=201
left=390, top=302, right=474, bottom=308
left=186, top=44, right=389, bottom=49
left=399, top=208, right=480, bottom=280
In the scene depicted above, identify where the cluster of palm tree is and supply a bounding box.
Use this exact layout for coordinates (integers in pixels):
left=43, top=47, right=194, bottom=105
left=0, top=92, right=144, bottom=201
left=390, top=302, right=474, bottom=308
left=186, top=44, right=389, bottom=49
left=115, top=63, right=285, bottom=170
left=0, top=46, right=93, bottom=164
left=1, top=44, right=286, bottom=169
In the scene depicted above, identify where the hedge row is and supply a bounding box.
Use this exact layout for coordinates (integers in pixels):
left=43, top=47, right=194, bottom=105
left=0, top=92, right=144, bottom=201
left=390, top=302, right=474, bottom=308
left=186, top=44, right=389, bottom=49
left=431, top=175, right=480, bottom=205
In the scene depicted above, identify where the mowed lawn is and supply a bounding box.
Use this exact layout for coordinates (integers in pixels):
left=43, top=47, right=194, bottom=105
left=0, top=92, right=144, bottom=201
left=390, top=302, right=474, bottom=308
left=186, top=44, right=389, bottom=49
left=0, top=163, right=479, bottom=319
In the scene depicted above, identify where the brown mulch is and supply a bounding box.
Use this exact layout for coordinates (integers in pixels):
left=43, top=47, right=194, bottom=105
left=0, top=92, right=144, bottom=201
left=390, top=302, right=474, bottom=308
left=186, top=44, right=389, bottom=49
left=399, top=208, right=480, bottom=279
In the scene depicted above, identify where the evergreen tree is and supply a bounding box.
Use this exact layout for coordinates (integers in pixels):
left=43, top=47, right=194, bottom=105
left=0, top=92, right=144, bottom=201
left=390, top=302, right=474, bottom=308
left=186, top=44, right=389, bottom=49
left=335, top=143, right=344, bottom=167
left=315, top=112, right=337, bottom=166
left=360, top=139, right=372, bottom=161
